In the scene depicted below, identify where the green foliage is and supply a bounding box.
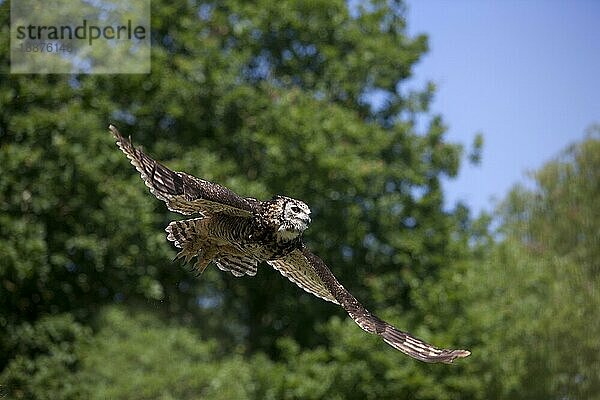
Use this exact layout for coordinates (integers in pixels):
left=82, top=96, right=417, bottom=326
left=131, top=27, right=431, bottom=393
left=468, top=132, right=484, bottom=165
left=498, top=128, right=600, bottom=276
left=77, top=307, right=257, bottom=400
left=0, top=314, right=91, bottom=399
left=454, top=133, right=600, bottom=399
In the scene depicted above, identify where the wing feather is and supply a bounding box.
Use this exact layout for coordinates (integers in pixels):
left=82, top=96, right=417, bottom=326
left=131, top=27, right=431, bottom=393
left=268, top=252, right=339, bottom=304
left=109, top=125, right=255, bottom=217
left=274, top=246, right=470, bottom=364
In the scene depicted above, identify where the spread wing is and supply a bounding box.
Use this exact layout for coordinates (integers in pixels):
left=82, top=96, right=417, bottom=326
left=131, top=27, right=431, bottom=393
left=109, top=125, right=256, bottom=217
left=271, top=246, right=471, bottom=364
left=267, top=251, right=339, bottom=304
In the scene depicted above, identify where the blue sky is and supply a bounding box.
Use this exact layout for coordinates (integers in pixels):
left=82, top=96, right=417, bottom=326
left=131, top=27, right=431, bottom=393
left=404, top=0, right=600, bottom=215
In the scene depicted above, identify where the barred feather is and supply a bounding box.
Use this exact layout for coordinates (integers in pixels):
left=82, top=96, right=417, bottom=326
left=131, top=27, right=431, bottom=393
left=109, top=125, right=256, bottom=217
left=215, top=256, right=258, bottom=277
left=268, top=253, right=339, bottom=304
left=300, top=247, right=471, bottom=363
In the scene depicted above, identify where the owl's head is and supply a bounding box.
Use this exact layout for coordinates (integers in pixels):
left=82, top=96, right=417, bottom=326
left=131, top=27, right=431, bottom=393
left=272, top=195, right=312, bottom=241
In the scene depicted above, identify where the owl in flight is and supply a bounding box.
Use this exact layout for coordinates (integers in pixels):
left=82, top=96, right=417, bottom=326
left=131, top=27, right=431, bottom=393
left=109, top=125, right=470, bottom=364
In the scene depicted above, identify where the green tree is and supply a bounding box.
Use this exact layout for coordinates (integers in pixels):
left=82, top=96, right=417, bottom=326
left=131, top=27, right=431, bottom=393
left=448, top=132, right=600, bottom=399
left=2, top=0, right=472, bottom=398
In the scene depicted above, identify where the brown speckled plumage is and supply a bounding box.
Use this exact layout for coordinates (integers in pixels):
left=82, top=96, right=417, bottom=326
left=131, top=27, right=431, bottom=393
left=109, top=125, right=470, bottom=364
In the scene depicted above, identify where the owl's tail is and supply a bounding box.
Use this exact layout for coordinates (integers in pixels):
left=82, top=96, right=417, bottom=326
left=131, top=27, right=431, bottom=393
left=165, top=217, right=215, bottom=274
left=165, top=218, right=206, bottom=249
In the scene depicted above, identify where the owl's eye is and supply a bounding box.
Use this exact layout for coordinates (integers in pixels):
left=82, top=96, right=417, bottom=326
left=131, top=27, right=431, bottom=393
left=291, top=206, right=301, bottom=213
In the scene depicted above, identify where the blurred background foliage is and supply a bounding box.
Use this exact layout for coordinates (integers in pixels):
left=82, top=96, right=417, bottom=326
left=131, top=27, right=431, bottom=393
left=0, top=0, right=598, bottom=398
